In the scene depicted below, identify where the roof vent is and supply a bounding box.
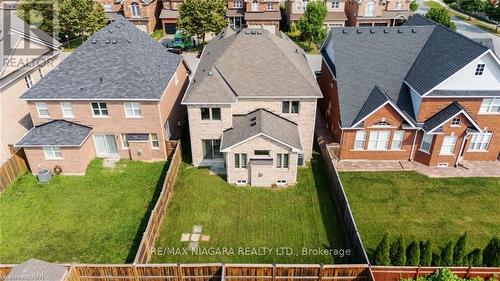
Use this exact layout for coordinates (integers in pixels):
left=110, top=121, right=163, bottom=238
left=245, top=30, right=250, bottom=34
left=112, top=39, right=118, bottom=44
left=105, top=40, right=110, bottom=44
left=250, top=117, right=256, bottom=122
left=208, top=68, right=214, bottom=76
left=370, top=29, right=375, bottom=34
left=383, top=29, right=389, bottom=33
left=121, top=21, right=125, bottom=25
left=250, top=121, right=257, bottom=127
left=356, top=29, right=362, bottom=34
left=251, top=30, right=257, bottom=35
left=342, top=29, right=348, bottom=34
left=411, top=29, right=417, bottom=33
left=108, top=29, right=113, bottom=33
left=257, top=30, right=262, bottom=34
left=99, top=77, right=103, bottom=83
left=91, top=40, right=97, bottom=44
left=127, top=39, right=132, bottom=43
left=397, top=28, right=403, bottom=33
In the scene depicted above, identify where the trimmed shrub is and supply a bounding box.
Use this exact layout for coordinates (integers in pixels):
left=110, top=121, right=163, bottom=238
left=420, top=240, right=433, bottom=266
left=373, top=233, right=391, bottom=265
left=454, top=232, right=468, bottom=265
left=464, top=248, right=483, bottom=267
left=391, top=235, right=407, bottom=265
left=441, top=241, right=454, bottom=266
left=407, top=240, right=421, bottom=265
left=483, top=237, right=500, bottom=267
left=427, top=268, right=461, bottom=281
left=432, top=252, right=441, bottom=266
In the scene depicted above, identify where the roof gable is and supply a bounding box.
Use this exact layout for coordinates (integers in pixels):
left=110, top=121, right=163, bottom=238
left=422, top=102, right=482, bottom=133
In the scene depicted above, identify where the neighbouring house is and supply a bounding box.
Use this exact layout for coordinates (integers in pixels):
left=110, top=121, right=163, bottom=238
left=0, top=11, right=61, bottom=163
left=182, top=28, right=322, bottom=186
left=286, top=0, right=347, bottom=28
left=344, top=0, right=410, bottom=26
left=227, top=0, right=281, bottom=34
left=98, top=0, right=160, bottom=33
left=159, top=0, right=182, bottom=34
left=6, top=259, right=67, bottom=281
left=317, top=18, right=500, bottom=167
left=15, top=18, right=190, bottom=175
left=0, top=0, right=19, bottom=9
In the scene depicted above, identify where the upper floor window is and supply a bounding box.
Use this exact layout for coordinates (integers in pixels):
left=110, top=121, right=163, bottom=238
left=277, top=153, right=289, bottom=169
left=43, top=146, right=62, bottom=160
left=150, top=133, right=160, bottom=149
left=233, top=0, right=243, bottom=8
left=36, top=102, right=49, bottom=118
left=468, top=131, right=492, bottom=151
left=395, top=1, right=402, bottom=9
left=474, top=64, right=485, bottom=76
left=298, top=0, right=308, bottom=11
left=124, top=102, right=141, bottom=117
left=255, top=150, right=270, bottom=156
left=103, top=4, right=113, bottom=12
left=391, top=130, right=404, bottom=150
left=234, top=153, right=247, bottom=168
left=60, top=102, right=74, bottom=118
left=420, top=133, right=434, bottom=153
left=267, top=2, right=274, bottom=10
left=25, top=74, right=33, bottom=89
left=354, top=130, right=366, bottom=150
left=331, top=1, right=340, bottom=8
left=252, top=0, right=259, bottom=11
left=367, top=130, right=390, bottom=150
left=91, top=102, right=109, bottom=117
left=365, top=1, right=376, bottom=17
left=479, top=98, right=500, bottom=114
left=440, top=135, right=457, bottom=155
left=451, top=117, right=461, bottom=127
left=172, top=2, right=179, bottom=9
left=282, top=101, right=300, bottom=114
left=201, top=107, right=221, bottom=120
left=130, top=2, right=140, bottom=17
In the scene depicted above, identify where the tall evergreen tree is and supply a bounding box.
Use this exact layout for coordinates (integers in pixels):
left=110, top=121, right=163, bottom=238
left=390, top=235, right=406, bottom=266
left=407, top=240, right=420, bottom=265
left=420, top=240, right=432, bottom=266
left=483, top=237, right=500, bottom=267
left=296, top=0, right=327, bottom=47
left=453, top=232, right=468, bottom=265
left=432, top=252, right=441, bottom=266
left=373, top=234, right=391, bottom=265
left=465, top=248, right=483, bottom=267
left=441, top=241, right=454, bottom=266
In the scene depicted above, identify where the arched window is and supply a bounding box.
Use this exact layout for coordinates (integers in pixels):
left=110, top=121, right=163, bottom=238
left=365, top=1, right=376, bottom=17
left=374, top=120, right=391, bottom=127
left=130, top=2, right=140, bottom=17
left=252, top=0, right=259, bottom=11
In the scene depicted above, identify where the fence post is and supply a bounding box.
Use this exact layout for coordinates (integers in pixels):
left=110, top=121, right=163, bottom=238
left=415, top=266, right=420, bottom=279
left=132, top=264, right=140, bottom=281
left=221, top=263, right=226, bottom=281
left=318, top=264, right=324, bottom=281
left=177, top=263, right=183, bottom=281
left=272, top=264, right=276, bottom=281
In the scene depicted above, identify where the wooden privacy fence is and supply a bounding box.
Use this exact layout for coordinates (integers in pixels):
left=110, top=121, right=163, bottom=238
left=134, top=140, right=183, bottom=264
left=370, top=266, right=500, bottom=281
left=0, top=147, right=29, bottom=191
left=315, top=114, right=370, bottom=264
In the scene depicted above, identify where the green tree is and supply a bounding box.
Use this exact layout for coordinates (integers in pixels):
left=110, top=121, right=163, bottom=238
left=374, top=233, right=391, bottom=265
left=453, top=232, right=468, bottom=265
left=420, top=240, right=433, bottom=266
left=431, top=252, right=441, bottom=266
left=410, top=0, right=419, bottom=12
left=177, top=0, right=227, bottom=44
left=427, top=268, right=461, bottom=281
left=441, top=241, right=454, bottom=266
left=464, top=248, right=483, bottom=267
left=287, top=22, right=301, bottom=41
left=483, top=237, right=500, bottom=267
left=457, top=0, right=486, bottom=20
left=17, top=0, right=59, bottom=36
left=407, top=240, right=421, bottom=265
left=485, top=0, right=500, bottom=32
left=296, top=0, right=327, bottom=47
left=443, top=0, right=457, bottom=5
left=425, top=7, right=457, bottom=30
left=390, top=235, right=406, bottom=265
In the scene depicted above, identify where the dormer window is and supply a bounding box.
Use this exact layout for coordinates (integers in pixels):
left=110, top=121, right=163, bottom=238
left=451, top=117, right=461, bottom=127
left=130, top=2, right=140, bottom=17
left=233, top=0, right=243, bottom=8
left=474, top=64, right=485, bottom=76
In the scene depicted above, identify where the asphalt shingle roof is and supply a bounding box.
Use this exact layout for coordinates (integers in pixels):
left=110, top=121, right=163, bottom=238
left=351, top=86, right=391, bottom=126
left=7, top=259, right=67, bottom=281
left=183, top=28, right=322, bottom=104
left=421, top=101, right=479, bottom=133
left=427, top=89, right=500, bottom=97
left=220, top=109, right=302, bottom=151
left=20, top=18, right=183, bottom=100
left=16, top=120, right=92, bottom=147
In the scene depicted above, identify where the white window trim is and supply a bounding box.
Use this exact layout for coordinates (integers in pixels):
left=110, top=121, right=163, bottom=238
left=276, top=153, right=289, bottom=169
left=450, top=117, right=461, bottom=127
left=200, top=107, right=221, bottom=121
left=479, top=98, right=500, bottom=115
left=150, top=133, right=160, bottom=149
left=43, top=146, right=62, bottom=160
left=439, top=135, right=457, bottom=156
left=234, top=153, right=248, bottom=169
left=391, top=130, right=405, bottom=150
left=60, top=102, right=74, bottom=118
left=353, top=130, right=366, bottom=150
left=468, top=131, right=492, bottom=152
left=91, top=102, right=109, bottom=118
left=25, top=74, right=33, bottom=88
left=267, top=2, right=273, bottom=10
left=474, top=63, right=485, bottom=76
left=276, top=180, right=287, bottom=186
left=120, top=133, right=130, bottom=150
left=124, top=102, right=142, bottom=118
left=36, top=102, right=50, bottom=118
left=233, top=0, right=243, bottom=8
left=130, top=3, right=140, bottom=17
left=419, top=133, right=434, bottom=154
left=367, top=130, right=390, bottom=150
left=282, top=100, right=300, bottom=114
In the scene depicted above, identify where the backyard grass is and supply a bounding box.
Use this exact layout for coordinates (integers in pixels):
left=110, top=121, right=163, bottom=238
left=151, top=149, right=352, bottom=264
left=340, top=171, right=500, bottom=257
left=0, top=159, right=168, bottom=263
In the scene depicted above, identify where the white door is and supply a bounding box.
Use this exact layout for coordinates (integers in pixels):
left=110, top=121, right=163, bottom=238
left=94, top=134, right=118, bottom=156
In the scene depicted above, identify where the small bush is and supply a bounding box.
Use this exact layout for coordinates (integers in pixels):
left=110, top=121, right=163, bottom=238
left=407, top=240, right=421, bottom=265
left=420, top=240, right=432, bottom=266
left=441, top=241, right=454, bottom=266
left=464, top=248, right=483, bottom=267
left=454, top=232, right=468, bottom=265
left=374, top=233, right=391, bottom=265
left=483, top=237, right=500, bottom=267
left=391, top=235, right=407, bottom=265
left=432, top=252, right=441, bottom=266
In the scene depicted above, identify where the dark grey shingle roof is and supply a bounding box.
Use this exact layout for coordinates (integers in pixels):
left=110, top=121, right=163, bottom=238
left=402, top=14, right=437, bottom=26
left=220, top=109, right=302, bottom=151
left=7, top=259, right=67, bottom=281
left=183, top=28, right=322, bottom=104
left=427, top=89, right=500, bottom=97
left=352, top=86, right=390, bottom=126
left=422, top=101, right=479, bottom=133
left=20, top=18, right=183, bottom=100
left=16, top=120, right=92, bottom=147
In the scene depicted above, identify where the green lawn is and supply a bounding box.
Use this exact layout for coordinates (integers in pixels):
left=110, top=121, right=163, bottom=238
left=0, top=159, right=168, bottom=263
left=151, top=149, right=352, bottom=264
left=340, top=171, right=500, bottom=257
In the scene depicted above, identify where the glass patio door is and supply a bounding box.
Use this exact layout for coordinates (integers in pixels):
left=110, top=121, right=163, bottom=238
left=94, top=134, right=118, bottom=156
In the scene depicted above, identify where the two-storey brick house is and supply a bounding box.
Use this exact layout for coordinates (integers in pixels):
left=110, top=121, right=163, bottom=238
left=227, top=0, right=281, bottom=34
left=15, top=18, right=189, bottom=175
left=159, top=0, right=183, bottom=34
left=286, top=0, right=348, bottom=28
left=0, top=12, right=61, bottom=163
left=182, top=28, right=322, bottom=186
left=344, top=0, right=410, bottom=26
left=318, top=16, right=500, bottom=167
left=98, top=0, right=160, bottom=33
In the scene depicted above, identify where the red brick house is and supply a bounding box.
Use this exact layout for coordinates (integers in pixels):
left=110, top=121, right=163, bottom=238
left=98, top=0, right=160, bottom=33
left=15, top=18, right=189, bottom=175
left=318, top=16, right=500, bottom=167
left=227, top=0, right=281, bottom=34
left=159, top=0, right=182, bottom=34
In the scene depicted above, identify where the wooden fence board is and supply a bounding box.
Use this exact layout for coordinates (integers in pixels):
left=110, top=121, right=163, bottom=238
left=0, top=148, right=29, bottom=191
left=370, top=266, right=500, bottom=281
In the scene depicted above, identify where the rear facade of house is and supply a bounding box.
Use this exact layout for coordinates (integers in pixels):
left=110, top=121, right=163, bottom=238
left=227, top=0, right=281, bottom=34
left=98, top=0, right=160, bottom=33
left=318, top=16, right=500, bottom=167
left=16, top=18, right=189, bottom=175
left=183, top=28, right=321, bottom=187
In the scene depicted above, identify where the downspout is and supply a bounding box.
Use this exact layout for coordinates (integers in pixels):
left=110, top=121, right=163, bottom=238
left=455, top=133, right=468, bottom=167
left=409, top=129, right=418, bottom=161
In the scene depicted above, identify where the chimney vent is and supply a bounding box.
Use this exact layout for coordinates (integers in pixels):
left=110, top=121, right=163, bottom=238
left=370, top=29, right=375, bottom=34
left=105, top=40, right=110, bottom=44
